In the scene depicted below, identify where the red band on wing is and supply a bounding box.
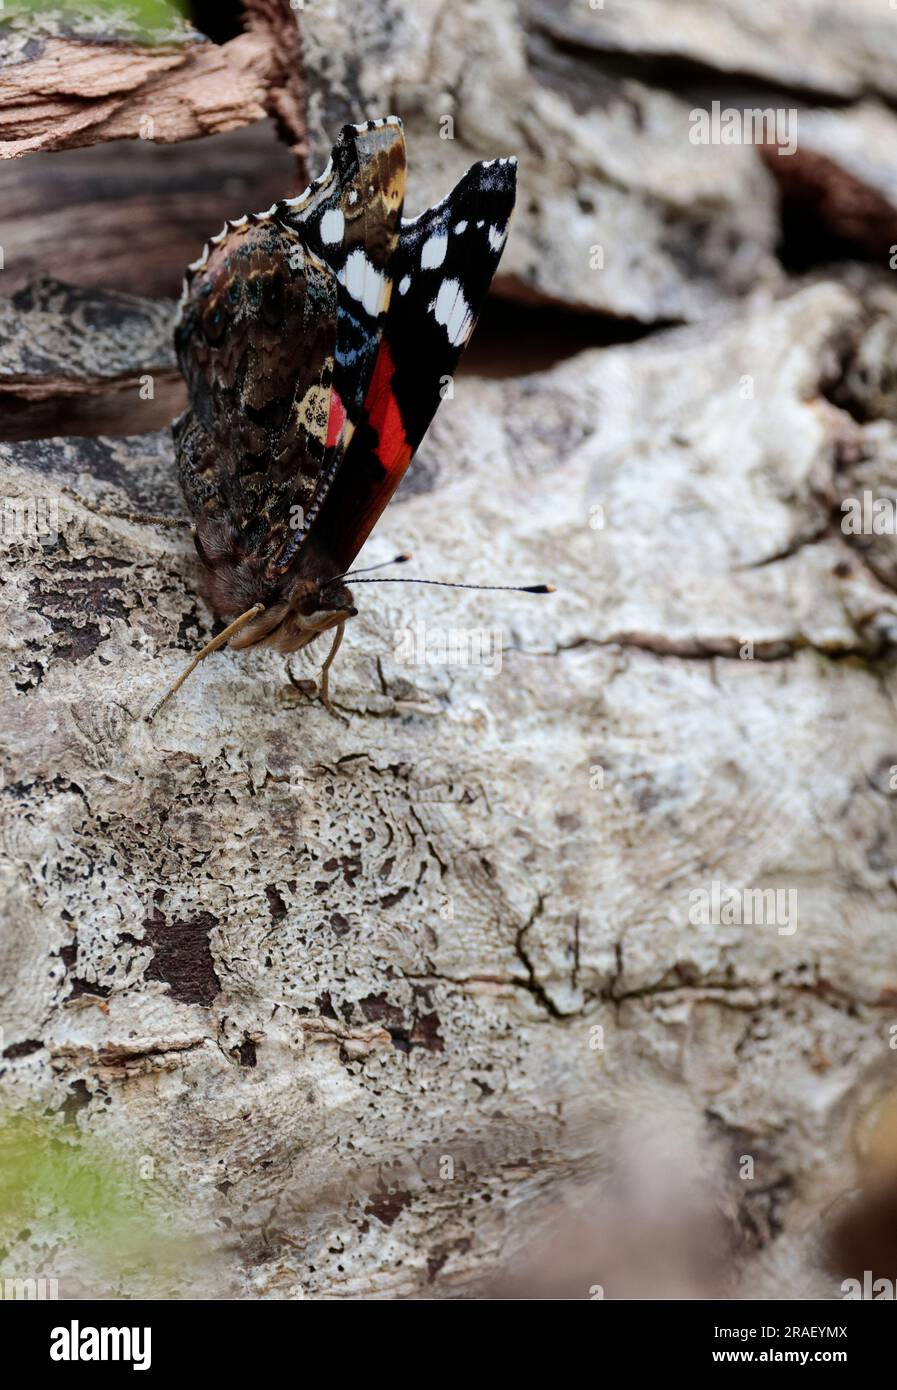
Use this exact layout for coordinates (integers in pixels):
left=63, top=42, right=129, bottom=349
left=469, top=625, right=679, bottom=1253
left=312, top=339, right=415, bottom=572
left=366, top=341, right=412, bottom=479
left=326, top=388, right=347, bottom=449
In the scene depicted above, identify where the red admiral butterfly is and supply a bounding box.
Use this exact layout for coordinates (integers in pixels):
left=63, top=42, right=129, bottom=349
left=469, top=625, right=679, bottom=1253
left=130, top=117, right=552, bottom=718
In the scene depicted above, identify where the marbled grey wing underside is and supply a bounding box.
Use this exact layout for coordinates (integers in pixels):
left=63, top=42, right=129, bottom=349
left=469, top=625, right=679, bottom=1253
left=175, top=227, right=337, bottom=573
left=173, top=118, right=406, bottom=592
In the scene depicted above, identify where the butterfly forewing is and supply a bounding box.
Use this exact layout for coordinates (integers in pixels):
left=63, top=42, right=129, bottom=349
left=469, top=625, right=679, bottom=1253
left=310, top=156, right=518, bottom=574
left=274, top=119, right=406, bottom=567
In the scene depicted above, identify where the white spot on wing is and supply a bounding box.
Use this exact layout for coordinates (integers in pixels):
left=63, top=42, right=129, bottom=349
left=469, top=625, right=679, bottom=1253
left=398, top=275, right=411, bottom=295
left=488, top=223, right=506, bottom=252
left=431, top=278, right=474, bottom=346
left=320, top=207, right=346, bottom=244
left=421, top=231, right=448, bottom=268
left=339, top=248, right=389, bottom=317
left=454, top=220, right=467, bottom=233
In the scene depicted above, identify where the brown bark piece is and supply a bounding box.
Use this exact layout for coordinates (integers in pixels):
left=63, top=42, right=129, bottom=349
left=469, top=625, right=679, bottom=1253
left=0, top=277, right=182, bottom=440
left=0, top=2, right=305, bottom=164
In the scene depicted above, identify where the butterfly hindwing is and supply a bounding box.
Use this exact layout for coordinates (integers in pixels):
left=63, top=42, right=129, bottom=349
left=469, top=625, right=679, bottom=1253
left=174, top=118, right=407, bottom=591
left=174, top=222, right=338, bottom=577
left=310, top=156, right=518, bottom=574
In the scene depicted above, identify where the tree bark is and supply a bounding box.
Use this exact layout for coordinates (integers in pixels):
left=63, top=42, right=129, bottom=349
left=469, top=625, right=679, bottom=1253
left=0, top=1, right=305, bottom=160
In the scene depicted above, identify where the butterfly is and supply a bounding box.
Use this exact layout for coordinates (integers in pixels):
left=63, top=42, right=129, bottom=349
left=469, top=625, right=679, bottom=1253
left=140, top=116, right=551, bottom=720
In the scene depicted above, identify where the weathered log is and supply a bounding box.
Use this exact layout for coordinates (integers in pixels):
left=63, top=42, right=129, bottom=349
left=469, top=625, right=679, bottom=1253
left=0, top=120, right=299, bottom=298
left=4, top=0, right=897, bottom=1304
left=2, top=274, right=897, bottom=1296
left=526, top=0, right=897, bottom=100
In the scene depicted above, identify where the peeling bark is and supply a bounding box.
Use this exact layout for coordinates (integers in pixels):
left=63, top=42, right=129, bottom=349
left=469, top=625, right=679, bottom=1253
left=0, top=1, right=305, bottom=161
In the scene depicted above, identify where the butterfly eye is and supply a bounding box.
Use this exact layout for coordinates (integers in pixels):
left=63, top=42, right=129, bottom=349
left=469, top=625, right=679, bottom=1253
left=202, top=301, right=227, bottom=345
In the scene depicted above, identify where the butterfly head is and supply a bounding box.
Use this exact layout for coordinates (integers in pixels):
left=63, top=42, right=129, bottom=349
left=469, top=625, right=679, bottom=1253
left=226, top=575, right=356, bottom=655
left=289, top=575, right=357, bottom=648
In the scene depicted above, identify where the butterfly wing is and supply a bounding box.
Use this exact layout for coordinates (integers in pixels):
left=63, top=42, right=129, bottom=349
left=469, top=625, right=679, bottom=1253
left=275, top=117, right=406, bottom=567
left=174, top=223, right=339, bottom=577
left=174, top=118, right=406, bottom=597
left=308, top=156, right=518, bottom=575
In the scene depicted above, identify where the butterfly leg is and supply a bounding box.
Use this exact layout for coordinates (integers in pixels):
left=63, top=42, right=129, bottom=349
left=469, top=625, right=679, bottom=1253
left=145, top=603, right=266, bottom=722
left=63, top=486, right=191, bottom=530
left=318, top=622, right=348, bottom=722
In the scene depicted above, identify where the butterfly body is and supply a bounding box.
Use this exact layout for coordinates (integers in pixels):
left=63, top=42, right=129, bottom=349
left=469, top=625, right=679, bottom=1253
left=156, top=117, right=519, bottom=713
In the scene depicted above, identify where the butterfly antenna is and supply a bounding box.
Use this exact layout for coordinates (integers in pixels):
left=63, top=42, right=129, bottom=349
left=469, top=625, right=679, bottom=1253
left=348, top=578, right=556, bottom=593
left=334, top=552, right=413, bottom=581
